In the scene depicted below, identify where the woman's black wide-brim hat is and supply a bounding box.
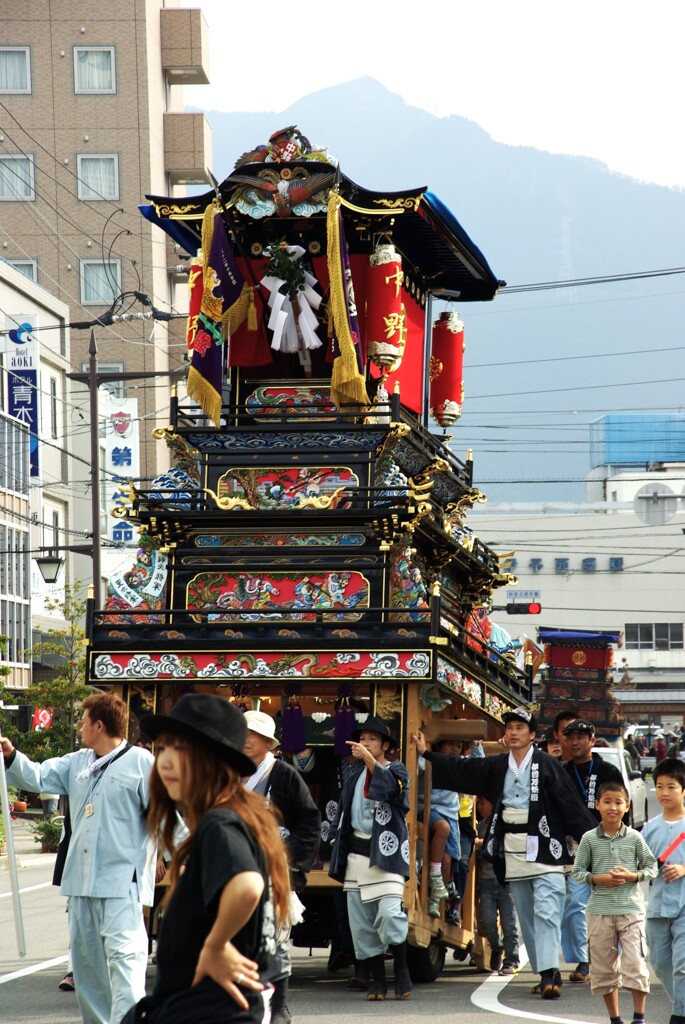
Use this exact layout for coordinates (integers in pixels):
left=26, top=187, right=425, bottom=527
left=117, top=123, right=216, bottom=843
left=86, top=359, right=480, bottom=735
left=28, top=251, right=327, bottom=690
left=141, top=694, right=256, bottom=776
left=350, top=714, right=397, bottom=750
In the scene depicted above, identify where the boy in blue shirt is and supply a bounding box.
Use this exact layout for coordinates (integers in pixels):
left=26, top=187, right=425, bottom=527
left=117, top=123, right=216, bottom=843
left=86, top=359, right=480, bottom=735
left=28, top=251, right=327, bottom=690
left=642, top=758, right=685, bottom=1024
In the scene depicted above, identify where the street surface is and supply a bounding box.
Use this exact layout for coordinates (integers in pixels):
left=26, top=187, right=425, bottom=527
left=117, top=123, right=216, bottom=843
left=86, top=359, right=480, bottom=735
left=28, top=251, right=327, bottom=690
left=0, top=784, right=673, bottom=1024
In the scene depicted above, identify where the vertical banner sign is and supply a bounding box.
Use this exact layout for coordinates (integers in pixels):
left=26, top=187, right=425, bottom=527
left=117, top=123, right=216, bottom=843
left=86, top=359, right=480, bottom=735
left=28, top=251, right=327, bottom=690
left=5, top=315, right=39, bottom=476
left=103, top=397, right=140, bottom=543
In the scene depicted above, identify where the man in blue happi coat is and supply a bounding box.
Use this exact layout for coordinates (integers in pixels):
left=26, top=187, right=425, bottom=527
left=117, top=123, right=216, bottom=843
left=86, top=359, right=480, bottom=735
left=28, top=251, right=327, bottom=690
left=329, top=715, right=412, bottom=1001
left=1, top=692, right=155, bottom=1024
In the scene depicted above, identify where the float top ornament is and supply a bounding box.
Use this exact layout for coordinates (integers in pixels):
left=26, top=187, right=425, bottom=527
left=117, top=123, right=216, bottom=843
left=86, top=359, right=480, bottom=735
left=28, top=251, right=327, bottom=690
left=143, top=125, right=502, bottom=302
left=233, top=126, right=338, bottom=170
left=141, top=126, right=503, bottom=419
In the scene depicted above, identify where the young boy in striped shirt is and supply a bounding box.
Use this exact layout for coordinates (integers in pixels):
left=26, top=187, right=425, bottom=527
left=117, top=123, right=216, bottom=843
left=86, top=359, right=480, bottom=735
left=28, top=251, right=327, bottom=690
left=573, top=779, right=658, bottom=1024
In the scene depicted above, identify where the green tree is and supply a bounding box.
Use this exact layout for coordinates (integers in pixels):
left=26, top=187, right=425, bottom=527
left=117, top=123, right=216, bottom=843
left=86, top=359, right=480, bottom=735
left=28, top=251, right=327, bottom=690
left=0, top=584, right=95, bottom=761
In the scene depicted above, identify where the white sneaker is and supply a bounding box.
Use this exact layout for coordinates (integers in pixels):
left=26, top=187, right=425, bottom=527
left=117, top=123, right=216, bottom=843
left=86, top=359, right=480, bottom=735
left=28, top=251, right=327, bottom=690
left=427, top=897, right=441, bottom=918
left=430, top=875, right=449, bottom=899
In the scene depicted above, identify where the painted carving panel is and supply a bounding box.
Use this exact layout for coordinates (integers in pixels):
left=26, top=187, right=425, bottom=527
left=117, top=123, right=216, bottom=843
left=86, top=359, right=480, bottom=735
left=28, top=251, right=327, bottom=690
left=93, top=650, right=432, bottom=681
left=186, top=570, right=369, bottom=622
left=436, top=656, right=484, bottom=706
left=245, top=386, right=335, bottom=418
left=217, top=466, right=359, bottom=510
left=102, top=542, right=169, bottom=624
left=388, top=542, right=429, bottom=622
left=194, top=533, right=366, bottom=548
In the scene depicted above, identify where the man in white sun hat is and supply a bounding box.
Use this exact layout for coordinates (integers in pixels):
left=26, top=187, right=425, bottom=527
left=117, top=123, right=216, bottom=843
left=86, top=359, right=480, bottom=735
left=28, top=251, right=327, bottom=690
left=243, top=710, right=321, bottom=1024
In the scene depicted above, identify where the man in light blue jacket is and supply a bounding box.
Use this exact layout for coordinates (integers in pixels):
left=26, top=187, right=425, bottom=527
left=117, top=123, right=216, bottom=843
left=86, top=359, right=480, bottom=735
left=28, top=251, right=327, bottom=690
left=1, top=692, right=155, bottom=1024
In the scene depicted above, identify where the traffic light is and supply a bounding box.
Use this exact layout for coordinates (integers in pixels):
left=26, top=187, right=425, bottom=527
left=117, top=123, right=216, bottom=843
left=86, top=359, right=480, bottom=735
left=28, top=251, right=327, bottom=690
left=505, top=602, right=542, bottom=614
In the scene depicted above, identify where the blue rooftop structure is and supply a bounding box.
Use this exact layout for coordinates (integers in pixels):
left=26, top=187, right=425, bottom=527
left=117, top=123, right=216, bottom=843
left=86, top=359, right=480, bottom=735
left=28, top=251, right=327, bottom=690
left=590, top=414, right=685, bottom=468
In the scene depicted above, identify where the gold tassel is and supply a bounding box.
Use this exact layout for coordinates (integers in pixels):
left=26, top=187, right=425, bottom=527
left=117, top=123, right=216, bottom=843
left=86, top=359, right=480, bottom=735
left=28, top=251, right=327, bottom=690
left=326, top=193, right=370, bottom=410
left=221, top=284, right=259, bottom=338
left=224, top=284, right=250, bottom=334
left=247, top=288, right=257, bottom=332
left=187, top=366, right=222, bottom=429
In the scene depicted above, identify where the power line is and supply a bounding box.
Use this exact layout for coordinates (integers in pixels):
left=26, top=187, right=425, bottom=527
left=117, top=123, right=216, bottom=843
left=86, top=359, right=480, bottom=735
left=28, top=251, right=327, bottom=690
left=468, top=376, right=685, bottom=402
left=466, top=344, right=685, bottom=371
left=465, top=285, right=685, bottom=319
left=502, top=267, right=685, bottom=294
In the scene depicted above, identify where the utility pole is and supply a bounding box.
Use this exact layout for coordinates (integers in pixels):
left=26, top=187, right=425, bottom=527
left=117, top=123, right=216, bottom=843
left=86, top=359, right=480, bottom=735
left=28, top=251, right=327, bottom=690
left=67, top=340, right=186, bottom=606
left=88, top=330, right=102, bottom=605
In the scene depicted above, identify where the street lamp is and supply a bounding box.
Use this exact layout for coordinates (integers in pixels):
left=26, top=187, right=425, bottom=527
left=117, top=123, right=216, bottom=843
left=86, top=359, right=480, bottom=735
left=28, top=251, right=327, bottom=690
left=35, top=546, right=93, bottom=585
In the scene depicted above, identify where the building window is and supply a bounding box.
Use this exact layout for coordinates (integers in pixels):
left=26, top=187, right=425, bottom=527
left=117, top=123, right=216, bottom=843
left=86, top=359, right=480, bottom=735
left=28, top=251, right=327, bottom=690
left=49, top=377, right=58, bottom=439
left=9, top=259, right=37, bottom=282
left=77, top=154, right=119, bottom=201
left=0, top=154, right=35, bottom=201
left=625, top=623, right=684, bottom=651
left=40, top=504, right=61, bottom=552
left=0, top=47, right=31, bottom=93
left=655, top=623, right=683, bottom=650
left=81, top=360, right=124, bottom=398
left=80, top=259, right=121, bottom=304
left=74, top=47, right=116, bottom=94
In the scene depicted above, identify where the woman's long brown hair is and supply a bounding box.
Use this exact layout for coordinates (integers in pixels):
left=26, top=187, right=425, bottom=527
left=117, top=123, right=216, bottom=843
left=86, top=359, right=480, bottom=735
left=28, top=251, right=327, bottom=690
left=147, top=733, right=291, bottom=925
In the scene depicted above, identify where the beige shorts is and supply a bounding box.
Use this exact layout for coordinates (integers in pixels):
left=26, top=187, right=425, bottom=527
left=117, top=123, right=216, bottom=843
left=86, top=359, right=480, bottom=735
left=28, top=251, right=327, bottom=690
left=586, top=912, right=650, bottom=996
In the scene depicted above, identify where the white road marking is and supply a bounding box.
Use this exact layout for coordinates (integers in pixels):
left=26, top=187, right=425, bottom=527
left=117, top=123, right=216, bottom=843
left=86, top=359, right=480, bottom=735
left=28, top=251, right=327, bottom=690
left=0, top=955, right=68, bottom=985
left=0, top=881, right=51, bottom=899
left=471, top=945, right=603, bottom=1024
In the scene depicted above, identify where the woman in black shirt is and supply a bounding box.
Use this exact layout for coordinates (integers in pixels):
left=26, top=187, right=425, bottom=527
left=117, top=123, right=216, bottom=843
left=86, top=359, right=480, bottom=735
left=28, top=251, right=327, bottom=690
left=121, top=694, right=290, bottom=1024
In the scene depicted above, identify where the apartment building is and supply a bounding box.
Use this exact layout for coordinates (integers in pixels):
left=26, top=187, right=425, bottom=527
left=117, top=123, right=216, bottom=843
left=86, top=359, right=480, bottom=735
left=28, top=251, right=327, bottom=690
left=1, top=258, right=92, bottom=688
left=0, top=1, right=211, bottom=479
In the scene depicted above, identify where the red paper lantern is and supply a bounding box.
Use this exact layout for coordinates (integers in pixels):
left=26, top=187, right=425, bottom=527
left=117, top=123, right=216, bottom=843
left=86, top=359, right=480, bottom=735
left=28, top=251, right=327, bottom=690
left=366, top=243, right=406, bottom=369
left=429, top=311, right=465, bottom=427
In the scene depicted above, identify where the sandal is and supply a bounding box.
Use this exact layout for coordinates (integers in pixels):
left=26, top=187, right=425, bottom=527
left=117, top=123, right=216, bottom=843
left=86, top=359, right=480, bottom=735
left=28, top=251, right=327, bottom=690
left=540, top=969, right=562, bottom=1000
left=569, top=963, right=590, bottom=983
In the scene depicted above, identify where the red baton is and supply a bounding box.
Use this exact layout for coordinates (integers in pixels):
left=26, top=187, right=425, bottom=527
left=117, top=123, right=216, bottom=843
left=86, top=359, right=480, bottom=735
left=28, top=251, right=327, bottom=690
left=659, top=831, right=685, bottom=863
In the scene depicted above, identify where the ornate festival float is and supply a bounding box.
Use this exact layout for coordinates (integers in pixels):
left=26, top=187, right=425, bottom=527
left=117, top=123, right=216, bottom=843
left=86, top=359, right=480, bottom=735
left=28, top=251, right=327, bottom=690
left=536, top=627, right=623, bottom=738
left=86, top=127, right=533, bottom=976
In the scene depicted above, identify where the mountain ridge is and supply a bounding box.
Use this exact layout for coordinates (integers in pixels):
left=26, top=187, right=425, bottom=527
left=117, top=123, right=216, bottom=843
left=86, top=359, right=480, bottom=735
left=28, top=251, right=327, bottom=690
left=188, top=78, right=685, bottom=501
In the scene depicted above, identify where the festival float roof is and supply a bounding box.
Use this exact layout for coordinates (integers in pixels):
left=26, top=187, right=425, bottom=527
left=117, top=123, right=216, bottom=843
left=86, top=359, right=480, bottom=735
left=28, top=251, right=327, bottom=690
left=141, top=127, right=503, bottom=301
left=538, top=628, right=623, bottom=645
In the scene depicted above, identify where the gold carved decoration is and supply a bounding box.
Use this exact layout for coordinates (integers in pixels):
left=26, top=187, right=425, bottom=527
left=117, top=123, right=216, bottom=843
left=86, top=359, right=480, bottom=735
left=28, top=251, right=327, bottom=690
left=441, top=489, right=488, bottom=532
left=151, top=426, right=201, bottom=462
left=373, top=196, right=423, bottom=212
left=375, top=684, right=402, bottom=719
left=152, top=201, right=202, bottom=219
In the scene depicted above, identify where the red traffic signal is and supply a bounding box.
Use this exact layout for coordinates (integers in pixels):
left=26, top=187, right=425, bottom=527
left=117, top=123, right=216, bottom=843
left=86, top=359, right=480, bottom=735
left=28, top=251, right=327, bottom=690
left=505, top=602, right=542, bottom=615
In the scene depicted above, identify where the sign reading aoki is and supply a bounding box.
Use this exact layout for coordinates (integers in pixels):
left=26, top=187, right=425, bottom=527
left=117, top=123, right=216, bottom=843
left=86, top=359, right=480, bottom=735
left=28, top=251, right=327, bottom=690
left=5, top=314, right=39, bottom=476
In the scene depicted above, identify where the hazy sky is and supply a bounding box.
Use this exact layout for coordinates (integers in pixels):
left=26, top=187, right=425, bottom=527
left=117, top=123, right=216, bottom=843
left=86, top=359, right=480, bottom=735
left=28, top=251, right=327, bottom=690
left=184, top=0, right=685, bottom=190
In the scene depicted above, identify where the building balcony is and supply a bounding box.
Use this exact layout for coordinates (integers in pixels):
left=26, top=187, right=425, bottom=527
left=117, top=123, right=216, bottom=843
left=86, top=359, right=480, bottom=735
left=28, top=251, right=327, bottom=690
left=163, top=112, right=212, bottom=186
left=160, top=8, right=210, bottom=85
